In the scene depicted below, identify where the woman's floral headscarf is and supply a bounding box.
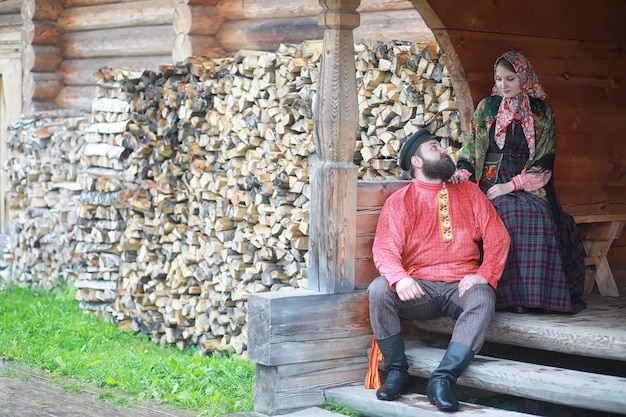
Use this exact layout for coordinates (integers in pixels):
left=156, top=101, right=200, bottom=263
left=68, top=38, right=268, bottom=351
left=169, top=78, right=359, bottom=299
left=491, top=51, right=546, bottom=159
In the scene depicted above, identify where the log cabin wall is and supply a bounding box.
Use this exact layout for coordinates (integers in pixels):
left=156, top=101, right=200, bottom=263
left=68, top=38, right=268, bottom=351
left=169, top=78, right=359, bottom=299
left=21, top=0, right=64, bottom=114
left=54, top=0, right=179, bottom=111
left=411, top=0, right=626, bottom=286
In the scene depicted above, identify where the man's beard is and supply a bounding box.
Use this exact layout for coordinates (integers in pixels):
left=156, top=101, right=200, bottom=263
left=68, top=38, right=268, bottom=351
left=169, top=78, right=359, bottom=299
left=422, top=154, right=457, bottom=181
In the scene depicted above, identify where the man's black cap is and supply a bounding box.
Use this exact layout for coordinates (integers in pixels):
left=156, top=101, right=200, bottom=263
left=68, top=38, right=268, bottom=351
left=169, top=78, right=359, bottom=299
left=398, top=128, right=437, bottom=171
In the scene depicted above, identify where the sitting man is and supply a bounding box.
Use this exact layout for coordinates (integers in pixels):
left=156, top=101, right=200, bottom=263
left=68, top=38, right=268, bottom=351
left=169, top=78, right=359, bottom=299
left=368, top=128, right=510, bottom=411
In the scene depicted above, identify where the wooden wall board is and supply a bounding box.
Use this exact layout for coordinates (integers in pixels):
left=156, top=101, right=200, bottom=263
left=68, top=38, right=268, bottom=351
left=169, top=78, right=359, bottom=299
left=413, top=0, right=626, bottom=43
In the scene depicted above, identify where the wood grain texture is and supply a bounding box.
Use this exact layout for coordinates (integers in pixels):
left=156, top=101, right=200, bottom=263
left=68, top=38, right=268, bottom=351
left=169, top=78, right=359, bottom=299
left=413, top=294, right=626, bottom=361
left=248, top=290, right=371, bottom=366
left=255, top=358, right=368, bottom=415
left=59, top=25, right=175, bottom=58
left=402, top=343, right=626, bottom=414
left=58, top=0, right=177, bottom=31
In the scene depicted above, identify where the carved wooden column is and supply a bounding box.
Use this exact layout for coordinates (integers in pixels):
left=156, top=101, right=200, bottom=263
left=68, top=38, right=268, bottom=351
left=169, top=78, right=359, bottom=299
left=309, top=0, right=360, bottom=293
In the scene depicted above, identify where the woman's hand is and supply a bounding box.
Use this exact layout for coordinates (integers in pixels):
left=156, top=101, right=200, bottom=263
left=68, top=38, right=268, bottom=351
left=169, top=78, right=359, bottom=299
left=449, top=169, right=471, bottom=184
left=486, top=181, right=515, bottom=200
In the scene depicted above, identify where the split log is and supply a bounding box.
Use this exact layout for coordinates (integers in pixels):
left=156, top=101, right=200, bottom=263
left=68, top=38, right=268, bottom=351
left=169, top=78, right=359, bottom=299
left=2, top=115, right=89, bottom=289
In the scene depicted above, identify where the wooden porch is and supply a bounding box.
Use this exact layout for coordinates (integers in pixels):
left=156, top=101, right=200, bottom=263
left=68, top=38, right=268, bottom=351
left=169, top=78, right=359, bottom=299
left=326, top=293, right=626, bottom=416
left=248, top=1, right=626, bottom=416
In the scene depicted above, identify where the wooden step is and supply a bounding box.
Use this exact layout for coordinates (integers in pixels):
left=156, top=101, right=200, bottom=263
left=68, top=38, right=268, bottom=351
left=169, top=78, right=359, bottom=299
left=325, top=385, right=529, bottom=417
left=403, top=343, right=626, bottom=414
left=412, top=294, right=626, bottom=361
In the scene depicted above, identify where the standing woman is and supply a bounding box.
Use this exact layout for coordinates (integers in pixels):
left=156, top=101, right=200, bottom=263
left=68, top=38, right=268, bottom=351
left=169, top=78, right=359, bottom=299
left=452, top=51, right=586, bottom=314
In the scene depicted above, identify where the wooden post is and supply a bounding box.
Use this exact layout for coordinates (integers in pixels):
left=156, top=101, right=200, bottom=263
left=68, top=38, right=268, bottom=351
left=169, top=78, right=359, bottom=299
left=308, top=0, right=360, bottom=293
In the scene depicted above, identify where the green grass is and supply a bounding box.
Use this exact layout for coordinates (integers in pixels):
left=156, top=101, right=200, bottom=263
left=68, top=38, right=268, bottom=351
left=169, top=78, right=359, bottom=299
left=0, top=284, right=255, bottom=416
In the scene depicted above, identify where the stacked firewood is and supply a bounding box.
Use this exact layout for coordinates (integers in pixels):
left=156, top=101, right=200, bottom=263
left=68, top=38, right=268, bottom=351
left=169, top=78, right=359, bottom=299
left=71, top=72, right=136, bottom=317
left=3, top=39, right=459, bottom=355
left=1, top=114, right=88, bottom=288
left=355, top=40, right=460, bottom=179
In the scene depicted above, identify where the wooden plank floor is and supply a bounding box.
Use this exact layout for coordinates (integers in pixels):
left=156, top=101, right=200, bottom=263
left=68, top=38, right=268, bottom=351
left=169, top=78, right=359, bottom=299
left=412, top=293, right=626, bottom=362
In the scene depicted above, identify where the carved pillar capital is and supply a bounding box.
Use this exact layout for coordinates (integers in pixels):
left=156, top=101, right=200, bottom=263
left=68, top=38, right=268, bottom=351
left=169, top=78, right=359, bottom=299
left=318, top=0, right=360, bottom=29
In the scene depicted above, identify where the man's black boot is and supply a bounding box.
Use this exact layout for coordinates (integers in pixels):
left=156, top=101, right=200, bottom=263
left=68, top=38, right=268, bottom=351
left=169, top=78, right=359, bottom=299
left=375, top=333, right=409, bottom=401
left=426, top=342, right=474, bottom=411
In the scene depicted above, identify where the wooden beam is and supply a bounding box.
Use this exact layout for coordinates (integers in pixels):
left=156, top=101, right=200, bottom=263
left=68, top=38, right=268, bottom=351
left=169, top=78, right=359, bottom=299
left=248, top=289, right=371, bottom=415
left=308, top=0, right=360, bottom=293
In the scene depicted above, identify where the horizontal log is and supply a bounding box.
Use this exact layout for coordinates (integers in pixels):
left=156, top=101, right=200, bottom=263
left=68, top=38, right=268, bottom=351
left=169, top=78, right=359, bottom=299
left=189, top=35, right=226, bottom=58
left=216, top=16, right=323, bottom=53
left=0, top=13, right=21, bottom=28
left=28, top=100, right=62, bottom=114
left=30, top=44, right=63, bottom=72
left=59, top=25, right=175, bottom=58
left=60, top=0, right=122, bottom=7
left=31, top=72, right=65, bottom=100
left=217, top=0, right=412, bottom=20
left=355, top=10, right=433, bottom=44
left=59, top=0, right=177, bottom=31
left=0, top=24, right=22, bottom=44
left=56, top=85, right=96, bottom=110
left=33, top=20, right=65, bottom=45
left=59, top=56, right=172, bottom=85
left=188, top=0, right=219, bottom=4
left=215, top=11, right=433, bottom=54
left=0, top=0, right=20, bottom=14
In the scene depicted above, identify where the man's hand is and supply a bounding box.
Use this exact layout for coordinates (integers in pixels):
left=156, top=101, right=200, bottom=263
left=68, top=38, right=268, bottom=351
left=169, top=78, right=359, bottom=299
left=458, top=274, right=488, bottom=297
left=395, top=277, right=425, bottom=301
